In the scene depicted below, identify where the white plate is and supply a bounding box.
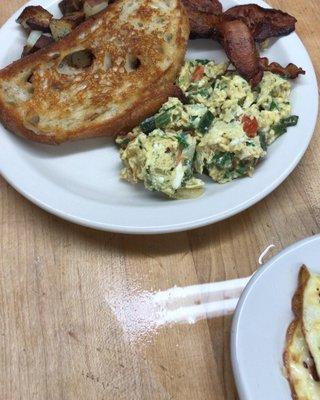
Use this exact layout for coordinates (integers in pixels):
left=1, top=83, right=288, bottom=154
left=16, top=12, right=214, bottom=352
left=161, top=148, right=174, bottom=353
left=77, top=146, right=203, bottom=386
left=231, top=235, right=320, bottom=400
left=0, top=0, right=318, bottom=234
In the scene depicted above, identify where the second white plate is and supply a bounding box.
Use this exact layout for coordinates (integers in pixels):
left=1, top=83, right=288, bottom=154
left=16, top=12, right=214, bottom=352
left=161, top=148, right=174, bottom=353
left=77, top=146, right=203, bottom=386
left=231, top=235, right=320, bottom=400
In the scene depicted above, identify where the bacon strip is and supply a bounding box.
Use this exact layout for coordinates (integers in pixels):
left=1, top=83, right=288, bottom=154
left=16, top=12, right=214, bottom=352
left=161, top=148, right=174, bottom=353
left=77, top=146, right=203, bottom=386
left=223, top=4, right=296, bottom=42
left=218, top=19, right=262, bottom=86
left=188, top=10, right=221, bottom=38
left=259, top=57, right=305, bottom=79
left=183, top=1, right=304, bottom=85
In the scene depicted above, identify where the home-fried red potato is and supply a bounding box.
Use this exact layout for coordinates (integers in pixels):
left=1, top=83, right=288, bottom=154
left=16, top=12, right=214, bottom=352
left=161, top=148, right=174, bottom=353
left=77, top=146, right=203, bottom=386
left=223, top=4, right=296, bottom=42
left=50, top=12, right=85, bottom=41
left=16, top=6, right=53, bottom=33
left=58, top=0, right=84, bottom=16
left=22, top=34, right=55, bottom=58
left=218, top=19, right=262, bottom=86
left=259, top=57, right=305, bottom=79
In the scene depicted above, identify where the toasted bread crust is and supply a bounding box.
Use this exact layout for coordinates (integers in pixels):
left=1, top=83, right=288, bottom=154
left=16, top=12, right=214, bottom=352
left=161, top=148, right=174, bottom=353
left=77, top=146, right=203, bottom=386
left=0, top=0, right=189, bottom=144
left=0, top=81, right=180, bottom=144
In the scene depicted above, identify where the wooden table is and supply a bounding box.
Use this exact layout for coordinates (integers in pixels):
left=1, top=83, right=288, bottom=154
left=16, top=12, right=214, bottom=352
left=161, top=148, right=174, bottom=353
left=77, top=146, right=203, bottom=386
left=0, top=1, right=319, bottom=398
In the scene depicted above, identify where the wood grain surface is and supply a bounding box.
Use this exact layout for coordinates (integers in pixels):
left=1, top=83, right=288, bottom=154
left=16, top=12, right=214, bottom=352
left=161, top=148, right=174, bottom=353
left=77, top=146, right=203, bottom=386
left=0, top=1, right=319, bottom=399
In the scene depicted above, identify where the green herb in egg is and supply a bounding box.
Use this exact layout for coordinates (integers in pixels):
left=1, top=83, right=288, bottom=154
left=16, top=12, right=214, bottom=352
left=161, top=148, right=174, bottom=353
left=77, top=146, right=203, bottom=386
left=194, top=59, right=210, bottom=65
left=270, top=100, right=279, bottom=110
left=211, top=152, right=234, bottom=170
left=176, top=132, right=189, bottom=149
left=283, top=115, right=299, bottom=126
left=198, top=110, right=214, bottom=134
left=140, top=111, right=172, bottom=133
left=272, top=115, right=299, bottom=137
left=259, top=131, right=268, bottom=151
left=140, top=116, right=156, bottom=134
left=155, top=111, right=171, bottom=128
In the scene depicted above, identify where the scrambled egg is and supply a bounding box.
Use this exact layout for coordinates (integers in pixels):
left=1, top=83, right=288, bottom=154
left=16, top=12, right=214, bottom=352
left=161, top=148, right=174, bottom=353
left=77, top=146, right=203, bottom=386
left=116, top=59, right=298, bottom=199
left=118, top=129, right=204, bottom=199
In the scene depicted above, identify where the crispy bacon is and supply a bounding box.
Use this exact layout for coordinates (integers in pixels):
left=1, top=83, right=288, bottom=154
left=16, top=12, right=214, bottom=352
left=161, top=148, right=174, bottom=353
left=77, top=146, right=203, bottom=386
left=223, top=4, right=296, bottom=42
left=187, top=9, right=221, bottom=38
left=183, top=1, right=303, bottom=85
left=182, top=0, right=222, bottom=38
left=218, top=19, right=262, bottom=86
left=182, top=0, right=222, bottom=15
left=259, top=57, right=305, bottom=79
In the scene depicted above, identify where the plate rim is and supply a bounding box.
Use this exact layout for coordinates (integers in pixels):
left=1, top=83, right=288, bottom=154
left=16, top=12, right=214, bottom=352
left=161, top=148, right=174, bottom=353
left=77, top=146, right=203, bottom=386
left=0, top=0, right=318, bottom=234
left=230, top=234, right=320, bottom=400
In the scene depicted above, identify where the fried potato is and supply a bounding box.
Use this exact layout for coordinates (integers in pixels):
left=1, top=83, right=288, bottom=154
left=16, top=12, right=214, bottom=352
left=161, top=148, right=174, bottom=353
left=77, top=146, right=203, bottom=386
left=296, top=267, right=320, bottom=378
left=16, top=6, right=53, bottom=33
left=284, top=320, right=320, bottom=400
left=50, top=12, right=85, bottom=41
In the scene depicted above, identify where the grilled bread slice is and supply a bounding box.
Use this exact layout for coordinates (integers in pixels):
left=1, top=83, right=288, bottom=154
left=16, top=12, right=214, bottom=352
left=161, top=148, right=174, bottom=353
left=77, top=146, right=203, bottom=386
left=0, top=0, right=189, bottom=144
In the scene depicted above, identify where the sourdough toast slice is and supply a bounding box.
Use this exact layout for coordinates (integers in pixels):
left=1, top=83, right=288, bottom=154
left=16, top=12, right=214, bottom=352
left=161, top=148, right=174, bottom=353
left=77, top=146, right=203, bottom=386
left=0, top=0, right=189, bottom=144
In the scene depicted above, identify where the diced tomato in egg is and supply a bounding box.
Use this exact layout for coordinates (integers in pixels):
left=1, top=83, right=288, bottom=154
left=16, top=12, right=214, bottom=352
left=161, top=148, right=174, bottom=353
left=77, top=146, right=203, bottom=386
left=242, top=115, right=259, bottom=138
left=191, top=65, right=205, bottom=82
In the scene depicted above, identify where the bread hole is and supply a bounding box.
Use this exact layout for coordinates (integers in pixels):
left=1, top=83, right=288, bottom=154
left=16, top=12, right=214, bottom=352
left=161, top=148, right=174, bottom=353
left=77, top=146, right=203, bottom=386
left=63, top=49, right=94, bottom=68
left=22, top=71, right=35, bottom=96
left=125, top=54, right=141, bottom=72
left=58, top=49, right=95, bottom=74
left=27, top=115, right=40, bottom=126
left=104, top=53, right=112, bottom=70
left=23, top=70, right=34, bottom=84
left=27, top=73, right=34, bottom=84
